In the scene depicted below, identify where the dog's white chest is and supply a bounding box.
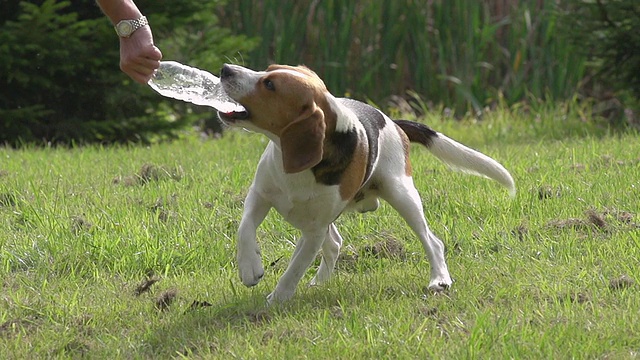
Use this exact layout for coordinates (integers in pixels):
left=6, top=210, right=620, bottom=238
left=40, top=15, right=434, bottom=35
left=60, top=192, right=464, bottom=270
left=252, top=143, right=347, bottom=230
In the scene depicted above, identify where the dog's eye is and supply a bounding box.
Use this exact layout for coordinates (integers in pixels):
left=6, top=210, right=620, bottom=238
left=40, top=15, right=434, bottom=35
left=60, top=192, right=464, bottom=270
left=263, top=79, right=276, bottom=91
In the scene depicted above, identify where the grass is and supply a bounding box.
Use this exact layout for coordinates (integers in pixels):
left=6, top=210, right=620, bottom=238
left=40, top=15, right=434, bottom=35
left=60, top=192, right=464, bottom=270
left=1, top=106, right=639, bottom=358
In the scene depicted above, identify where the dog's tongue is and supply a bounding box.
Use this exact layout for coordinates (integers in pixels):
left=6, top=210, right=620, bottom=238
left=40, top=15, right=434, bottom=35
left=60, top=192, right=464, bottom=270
left=220, top=108, right=250, bottom=120
left=148, top=61, right=246, bottom=113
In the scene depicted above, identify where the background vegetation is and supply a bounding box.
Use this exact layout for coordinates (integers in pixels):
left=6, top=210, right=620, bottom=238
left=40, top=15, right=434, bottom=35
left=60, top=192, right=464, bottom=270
left=222, top=0, right=586, bottom=114
left=0, top=0, right=254, bottom=145
left=559, top=0, right=640, bottom=126
left=1, top=0, right=638, bottom=144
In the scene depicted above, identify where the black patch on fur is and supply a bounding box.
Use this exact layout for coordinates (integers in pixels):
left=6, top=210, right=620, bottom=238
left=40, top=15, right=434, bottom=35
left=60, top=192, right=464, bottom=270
left=338, top=98, right=385, bottom=182
left=394, top=120, right=438, bottom=147
left=312, top=130, right=358, bottom=185
left=311, top=98, right=387, bottom=187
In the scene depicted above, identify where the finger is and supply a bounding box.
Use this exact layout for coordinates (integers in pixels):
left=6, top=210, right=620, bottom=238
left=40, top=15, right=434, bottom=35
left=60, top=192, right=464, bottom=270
left=132, top=66, right=155, bottom=82
left=123, top=57, right=158, bottom=79
left=134, top=69, right=155, bottom=84
left=138, top=57, right=161, bottom=71
left=121, top=62, right=153, bottom=84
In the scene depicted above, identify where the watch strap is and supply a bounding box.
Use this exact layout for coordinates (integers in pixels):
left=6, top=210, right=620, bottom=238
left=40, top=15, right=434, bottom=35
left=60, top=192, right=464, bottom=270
left=115, top=16, right=149, bottom=38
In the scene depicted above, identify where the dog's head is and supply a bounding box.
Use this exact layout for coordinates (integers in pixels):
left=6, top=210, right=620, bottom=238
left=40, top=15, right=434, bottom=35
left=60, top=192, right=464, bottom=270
left=219, top=64, right=334, bottom=174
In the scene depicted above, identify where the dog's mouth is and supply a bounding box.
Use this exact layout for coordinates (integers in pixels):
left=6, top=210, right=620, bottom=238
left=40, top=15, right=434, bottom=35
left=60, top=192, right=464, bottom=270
left=218, top=107, right=250, bottom=123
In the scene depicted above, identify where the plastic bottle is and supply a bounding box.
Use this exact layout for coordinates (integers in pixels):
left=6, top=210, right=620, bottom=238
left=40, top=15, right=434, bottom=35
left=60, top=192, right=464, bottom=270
left=147, top=61, right=244, bottom=113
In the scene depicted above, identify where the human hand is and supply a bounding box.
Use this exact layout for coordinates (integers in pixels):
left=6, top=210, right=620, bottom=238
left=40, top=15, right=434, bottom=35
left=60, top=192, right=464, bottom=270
left=119, top=25, right=162, bottom=84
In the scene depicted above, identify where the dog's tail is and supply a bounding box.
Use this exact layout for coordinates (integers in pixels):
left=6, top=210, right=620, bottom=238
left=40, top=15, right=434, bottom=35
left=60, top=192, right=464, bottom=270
left=394, top=120, right=516, bottom=197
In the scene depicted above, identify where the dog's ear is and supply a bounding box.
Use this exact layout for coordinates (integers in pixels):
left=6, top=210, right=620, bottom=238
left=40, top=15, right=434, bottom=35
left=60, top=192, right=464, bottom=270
left=279, top=104, right=325, bottom=174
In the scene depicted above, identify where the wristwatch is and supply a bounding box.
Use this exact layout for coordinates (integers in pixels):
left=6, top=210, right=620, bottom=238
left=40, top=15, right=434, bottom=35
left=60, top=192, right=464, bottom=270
left=114, top=16, right=148, bottom=38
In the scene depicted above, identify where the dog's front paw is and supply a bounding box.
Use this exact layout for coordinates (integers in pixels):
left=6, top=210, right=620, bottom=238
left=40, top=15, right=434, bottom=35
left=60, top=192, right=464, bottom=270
left=238, top=250, right=264, bottom=287
left=428, top=275, right=452, bottom=292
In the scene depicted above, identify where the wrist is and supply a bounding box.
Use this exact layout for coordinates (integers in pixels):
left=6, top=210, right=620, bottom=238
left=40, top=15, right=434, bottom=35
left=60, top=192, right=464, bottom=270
left=114, top=16, right=149, bottom=38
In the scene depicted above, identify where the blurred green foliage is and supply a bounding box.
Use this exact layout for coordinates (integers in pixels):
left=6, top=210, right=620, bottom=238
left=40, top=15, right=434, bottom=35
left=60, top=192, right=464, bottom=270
left=1, top=0, right=636, bottom=146
left=0, top=0, right=256, bottom=146
left=559, top=0, right=640, bottom=120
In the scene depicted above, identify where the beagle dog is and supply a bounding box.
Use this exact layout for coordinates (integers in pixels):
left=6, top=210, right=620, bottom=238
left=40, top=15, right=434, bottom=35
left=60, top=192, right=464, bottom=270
left=218, top=63, right=515, bottom=304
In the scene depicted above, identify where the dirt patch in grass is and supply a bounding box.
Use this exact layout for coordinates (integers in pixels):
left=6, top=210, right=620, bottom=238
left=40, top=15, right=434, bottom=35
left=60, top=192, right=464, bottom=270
left=570, top=163, right=586, bottom=172
left=545, top=208, right=638, bottom=234
left=329, top=305, right=344, bottom=319
left=0, top=315, right=41, bottom=337
left=156, top=289, right=178, bottom=311
left=557, top=291, right=591, bottom=304
left=570, top=155, right=640, bottom=173
left=609, top=275, right=635, bottom=291
left=149, top=196, right=179, bottom=222
left=362, top=234, right=406, bottom=260
left=336, top=246, right=360, bottom=271
left=335, top=234, right=409, bottom=271
left=134, top=275, right=161, bottom=296
left=218, top=189, right=248, bottom=210
left=586, top=210, right=608, bottom=229
left=510, top=223, right=529, bottom=240
left=57, top=339, right=91, bottom=358
left=417, top=306, right=438, bottom=317
left=546, top=217, right=594, bottom=232
left=0, top=192, right=17, bottom=207
left=138, top=163, right=183, bottom=184
left=72, top=314, right=94, bottom=336
left=536, top=185, right=564, bottom=200
left=70, top=215, right=93, bottom=235
left=189, top=300, right=213, bottom=310
left=247, top=310, right=271, bottom=325
left=595, top=154, right=640, bottom=168
left=132, top=274, right=181, bottom=312
left=113, top=163, right=184, bottom=186
left=602, top=208, right=636, bottom=225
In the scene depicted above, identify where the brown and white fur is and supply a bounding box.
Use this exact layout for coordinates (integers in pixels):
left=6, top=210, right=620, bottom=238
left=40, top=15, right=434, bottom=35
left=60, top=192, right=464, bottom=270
left=218, top=63, right=515, bottom=304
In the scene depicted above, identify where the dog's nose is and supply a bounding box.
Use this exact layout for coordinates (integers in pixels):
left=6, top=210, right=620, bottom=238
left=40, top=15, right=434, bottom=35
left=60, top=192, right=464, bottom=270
left=220, top=64, right=235, bottom=79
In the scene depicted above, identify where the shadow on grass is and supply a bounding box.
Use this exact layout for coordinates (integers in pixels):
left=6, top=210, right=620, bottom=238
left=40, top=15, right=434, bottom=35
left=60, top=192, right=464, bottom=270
left=141, top=283, right=364, bottom=357
left=140, top=255, right=440, bottom=357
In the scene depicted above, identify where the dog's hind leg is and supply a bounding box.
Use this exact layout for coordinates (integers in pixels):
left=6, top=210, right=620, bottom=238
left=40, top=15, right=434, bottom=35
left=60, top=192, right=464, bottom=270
left=310, top=223, right=343, bottom=286
left=379, top=176, right=452, bottom=291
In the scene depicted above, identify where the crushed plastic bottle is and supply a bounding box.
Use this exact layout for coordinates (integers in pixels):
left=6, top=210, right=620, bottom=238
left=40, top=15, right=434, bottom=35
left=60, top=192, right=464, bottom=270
left=147, top=61, right=245, bottom=113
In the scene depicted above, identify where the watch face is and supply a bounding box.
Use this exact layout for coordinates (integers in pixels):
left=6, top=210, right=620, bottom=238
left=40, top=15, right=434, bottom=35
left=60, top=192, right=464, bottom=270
left=117, top=21, right=133, bottom=36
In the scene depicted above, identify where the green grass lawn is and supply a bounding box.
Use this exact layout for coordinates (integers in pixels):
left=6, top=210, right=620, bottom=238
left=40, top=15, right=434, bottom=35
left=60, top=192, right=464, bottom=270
left=1, top=108, right=639, bottom=359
